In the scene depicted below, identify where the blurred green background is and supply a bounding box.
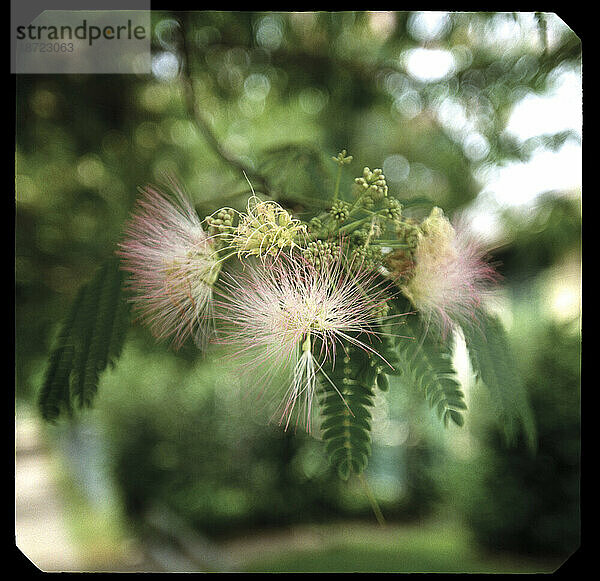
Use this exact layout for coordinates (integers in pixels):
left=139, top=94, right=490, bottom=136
left=15, top=11, right=581, bottom=573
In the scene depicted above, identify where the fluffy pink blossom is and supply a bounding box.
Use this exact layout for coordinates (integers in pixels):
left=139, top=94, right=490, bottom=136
left=118, top=182, right=220, bottom=349
left=402, top=208, right=499, bottom=337
left=215, top=250, right=391, bottom=432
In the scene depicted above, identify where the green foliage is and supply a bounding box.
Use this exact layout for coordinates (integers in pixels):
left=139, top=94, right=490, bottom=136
left=38, top=256, right=130, bottom=421
left=385, top=299, right=467, bottom=428
left=461, top=308, right=536, bottom=449
left=318, top=344, right=379, bottom=480
left=497, top=195, right=582, bottom=282
left=241, top=519, right=559, bottom=573
left=402, top=328, right=467, bottom=428
left=318, top=296, right=468, bottom=480
left=258, top=143, right=333, bottom=202
left=95, top=344, right=392, bottom=535
left=456, top=319, right=580, bottom=558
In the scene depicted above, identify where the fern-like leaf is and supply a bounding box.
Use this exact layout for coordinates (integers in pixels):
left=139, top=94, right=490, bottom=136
left=390, top=301, right=467, bottom=427
left=461, top=308, right=537, bottom=449
left=38, top=256, right=130, bottom=422
left=318, top=343, right=381, bottom=480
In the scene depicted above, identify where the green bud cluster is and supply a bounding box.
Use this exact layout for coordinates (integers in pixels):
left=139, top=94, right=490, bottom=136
left=406, top=228, right=421, bottom=250
left=308, top=216, right=323, bottom=233
left=354, top=167, right=388, bottom=199
left=361, top=194, right=375, bottom=210
left=351, top=244, right=383, bottom=271
left=332, top=149, right=354, bottom=166
left=384, top=197, right=403, bottom=222
left=329, top=200, right=351, bottom=222
left=395, top=221, right=421, bottom=250
left=303, top=239, right=341, bottom=268
left=350, top=228, right=369, bottom=246
left=205, top=208, right=236, bottom=237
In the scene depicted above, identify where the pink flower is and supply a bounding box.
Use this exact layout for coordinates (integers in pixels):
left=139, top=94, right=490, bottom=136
left=215, top=250, right=391, bottom=432
left=118, top=181, right=220, bottom=349
left=402, top=208, right=499, bottom=336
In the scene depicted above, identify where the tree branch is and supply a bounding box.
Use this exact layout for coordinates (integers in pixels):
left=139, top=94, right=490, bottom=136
left=175, top=13, right=275, bottom=197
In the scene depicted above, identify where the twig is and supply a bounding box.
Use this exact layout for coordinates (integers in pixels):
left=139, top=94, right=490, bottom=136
left=358, top=472, right=386, bottom=527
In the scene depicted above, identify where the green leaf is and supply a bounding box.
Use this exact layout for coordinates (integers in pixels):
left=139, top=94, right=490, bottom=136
left=461, top=309, right=537, bottom=450
left=318, top=344, right=378, bottom=480
left=38, top=256, right=131, bottom=422
left=258, top=143, right=332, bottom=204
left=391, top=305, right=467, bottom=428
left=376, top=372, right=389, bottom=391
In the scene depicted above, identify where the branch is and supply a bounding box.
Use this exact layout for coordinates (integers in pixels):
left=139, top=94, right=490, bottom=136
left=175, top=14, right=275, bottom=197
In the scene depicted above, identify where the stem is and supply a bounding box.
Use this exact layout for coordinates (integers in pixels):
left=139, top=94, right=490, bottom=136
left=332, top=164, right=342, bottom=203
left=338, top=215, right=374, bottom=234
left=338, top=207, right=392, bottom=235
left=302, top=332, right=312, bottom=353
left=348, top=188, right=370, bottom=214
left=370, top=241, right=410, bottom=248
left=212, top=250, right=239, bottom=267
left=358, top=473, right=386, bottom=527
left=362, top=215, right=377, bottom=248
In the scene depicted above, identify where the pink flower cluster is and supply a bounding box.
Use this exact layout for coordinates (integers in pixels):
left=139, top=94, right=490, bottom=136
left=118, top=186, right=498, bottom=434
left=402, top=208, right=499, bottom=337
left=214, top=252, right=391, bottom=431
left=118, top=183, right=220, bottom=349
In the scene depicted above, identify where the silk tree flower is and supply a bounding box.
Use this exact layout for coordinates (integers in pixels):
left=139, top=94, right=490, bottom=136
left=118, top=182, right=221, bottom=349
left=230, top=196, right=307, bottom=260
left=401, top=207, right=499, bottom=337
left=215, top=250, right=391, bottom=433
